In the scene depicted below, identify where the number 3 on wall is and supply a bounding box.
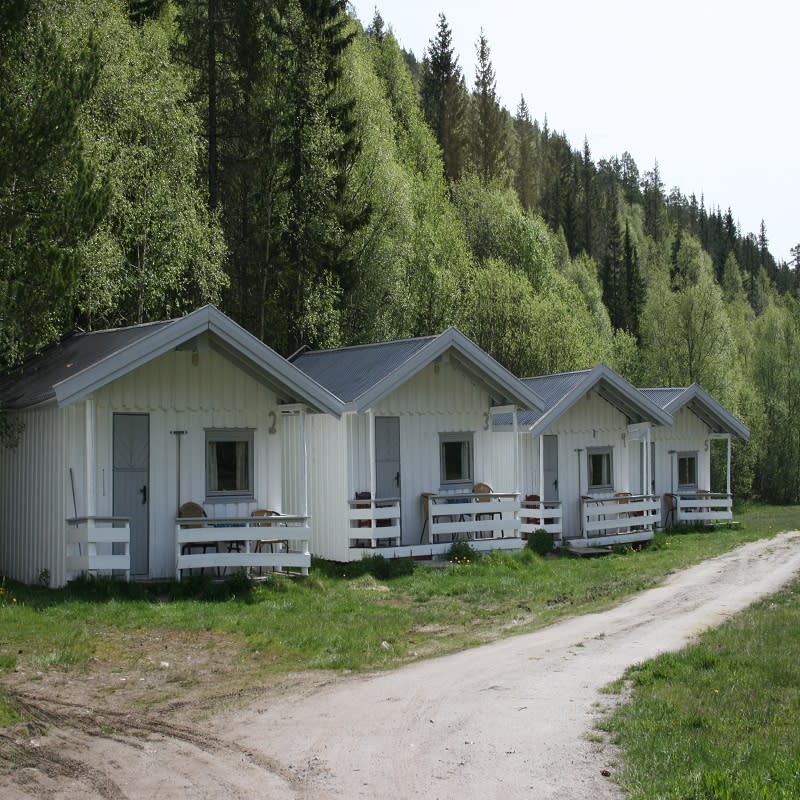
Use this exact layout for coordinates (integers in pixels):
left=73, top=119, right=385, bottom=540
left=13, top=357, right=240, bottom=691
left=268, top=410, right=277, bottom=434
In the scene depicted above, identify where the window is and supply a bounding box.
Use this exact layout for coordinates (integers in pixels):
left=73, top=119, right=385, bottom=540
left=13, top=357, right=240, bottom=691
left=678, top=452, right=697, bottom=489
left=206, top=429, right=254, bottom=500
left=439, top=433, right=473, bottom=487
left=587, top=447, right=613, bottom=491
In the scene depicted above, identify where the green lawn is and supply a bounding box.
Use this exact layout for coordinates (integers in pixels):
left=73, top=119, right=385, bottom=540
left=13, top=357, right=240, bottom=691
left=602, top=576, right=800, bottom=799
left=0, top=504, right=797, bottom=728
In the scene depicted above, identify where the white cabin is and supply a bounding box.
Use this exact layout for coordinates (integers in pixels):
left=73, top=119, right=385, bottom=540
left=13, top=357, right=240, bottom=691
left=0, top=306, right=342, bottom=586
left=290, top=329, right=545, bottom=562
left=514, top=365, right=672, bottom=548
left=640, top=385, right=750, bottom=526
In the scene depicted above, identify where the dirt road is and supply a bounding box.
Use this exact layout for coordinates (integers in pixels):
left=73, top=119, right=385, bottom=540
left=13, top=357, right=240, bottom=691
left=3, top=531, right=800, bottom=799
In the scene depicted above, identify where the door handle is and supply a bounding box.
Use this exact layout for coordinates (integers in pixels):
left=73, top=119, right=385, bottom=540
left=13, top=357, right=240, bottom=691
left=140, top=484, right=147, bottom=504
left=395, top=471, right=400, bottom=488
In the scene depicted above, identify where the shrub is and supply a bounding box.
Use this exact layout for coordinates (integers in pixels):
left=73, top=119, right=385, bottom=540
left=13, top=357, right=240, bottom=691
left=312, top=555, right=414, bottom=580
left=526, top=529, right=554, bottom=556
left=447, top=540, right=480, bottom=564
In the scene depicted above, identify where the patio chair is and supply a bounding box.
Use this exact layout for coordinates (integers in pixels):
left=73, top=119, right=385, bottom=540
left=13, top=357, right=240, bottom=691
left=251, top=509, right=287, bottom=573
left=473, top=482, right=499, bottom=539
left=178, top=502, right=215, bottom=575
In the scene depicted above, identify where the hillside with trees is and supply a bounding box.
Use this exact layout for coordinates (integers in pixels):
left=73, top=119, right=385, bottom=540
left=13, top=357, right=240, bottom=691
left=1, top=1, right=798, bottom=501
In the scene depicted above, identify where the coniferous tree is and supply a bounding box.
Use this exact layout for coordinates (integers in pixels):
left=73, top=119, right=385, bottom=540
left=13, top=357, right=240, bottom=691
left=623, top=220, right=643, bottom=337
left=419, top=13, right=468, bottom=183
left=513, top=95, right=537, bottom=211
left=641, top=160, right=666, bottom=242
left=469, top=30, right=507, bottom=183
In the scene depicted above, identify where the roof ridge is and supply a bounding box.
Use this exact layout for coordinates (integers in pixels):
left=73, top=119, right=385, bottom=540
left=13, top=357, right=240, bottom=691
left=522, top=368, right=592, bottom=381
left=295, top=333, right=438, bottom=357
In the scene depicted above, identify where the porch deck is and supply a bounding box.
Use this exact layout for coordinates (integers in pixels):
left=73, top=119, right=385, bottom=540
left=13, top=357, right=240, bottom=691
left=175, top=515, right=311, bottom=579
left=424, top=491, right=521, bottom=544
left=348, top=497, right=401, bottom=548
left=519, top=498, right=563, bottom=539
left=668, top=492, right=733, bottom=526
left=569, top=494, right=660, bottom=549
left=65, top=516, right=131, bottom=580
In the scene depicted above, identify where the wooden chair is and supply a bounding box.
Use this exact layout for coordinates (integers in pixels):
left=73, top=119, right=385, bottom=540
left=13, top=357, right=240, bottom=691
left=473, top=482, right=499, bottom=539
left=251, top=509, right=286, bottom=573
left=178, top=502, right=215, bottom=575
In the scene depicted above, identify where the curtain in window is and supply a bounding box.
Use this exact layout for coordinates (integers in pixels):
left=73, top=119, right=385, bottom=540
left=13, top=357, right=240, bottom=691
left=236, top=441, right=249, bottom=490
left=207, top=441, right=219, bottom=491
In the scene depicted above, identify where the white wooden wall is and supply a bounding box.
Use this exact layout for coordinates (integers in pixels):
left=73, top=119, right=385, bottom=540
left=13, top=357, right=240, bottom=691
left=0, top=405, right=68, bottom=586
left=303, top=358, right=519, bottom=560
left=305, top=412, right=349, bottom=561
left=88, top=348, right=286, bottom=580
left=520, top=393, right=634, bottom=538
left=650, top=408, right=711, bottom=497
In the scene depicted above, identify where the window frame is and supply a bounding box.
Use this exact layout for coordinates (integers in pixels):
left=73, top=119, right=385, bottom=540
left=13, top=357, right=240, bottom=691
left=205, top=428, right=255, bottom=502
left=439, top=432, right=474, bottom=489
left=677, top=451, right=698, bottom=491
left=587, top=446, right=614, bottom=492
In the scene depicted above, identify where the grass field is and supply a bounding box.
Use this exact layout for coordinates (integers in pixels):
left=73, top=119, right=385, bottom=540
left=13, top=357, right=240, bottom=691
left=1, top=504, right=798, bottom=732
left=601, top=575, right=800, bottom=799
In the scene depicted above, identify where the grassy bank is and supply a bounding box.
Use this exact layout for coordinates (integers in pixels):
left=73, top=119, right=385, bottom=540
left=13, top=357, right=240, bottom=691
left=602, top=576, right=800, bottom=799
left=0, top=504, right=797, bottom=726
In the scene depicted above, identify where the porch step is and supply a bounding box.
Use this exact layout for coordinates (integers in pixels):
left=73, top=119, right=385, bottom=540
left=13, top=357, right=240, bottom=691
left=565, top=544, right=613, bottom=556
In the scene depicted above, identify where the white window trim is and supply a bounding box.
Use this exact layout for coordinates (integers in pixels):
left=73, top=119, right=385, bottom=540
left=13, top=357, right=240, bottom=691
left=439, top=432, right=474, bottom=489
left=205, top=428, right=255, bottom=502
left=587, top=446, right=614, bottom=492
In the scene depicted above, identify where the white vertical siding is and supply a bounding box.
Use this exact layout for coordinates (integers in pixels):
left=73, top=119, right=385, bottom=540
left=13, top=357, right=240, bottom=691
left=92, top=348, right=286, bottom=579
left=0, top=406, right=67, bottom=586
left=651, top=408, right=711, bottom=497
left=521, top=393, right=634, bottom=538
left=305, top=413, right=349, bottom=561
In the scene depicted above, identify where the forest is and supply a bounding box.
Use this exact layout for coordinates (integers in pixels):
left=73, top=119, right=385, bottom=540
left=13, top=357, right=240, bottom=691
left=1, top=0, right=799, bottom=502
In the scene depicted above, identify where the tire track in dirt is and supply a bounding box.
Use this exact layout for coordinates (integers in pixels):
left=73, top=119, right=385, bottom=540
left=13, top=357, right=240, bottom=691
left=2, top=531, right=799, bottom=799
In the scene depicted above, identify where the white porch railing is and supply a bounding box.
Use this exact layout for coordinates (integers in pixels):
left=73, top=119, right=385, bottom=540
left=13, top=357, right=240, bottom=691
left=423, top=492, right=520, bottom=544
left=66, top=516, right=131, bottom=580
left=576, top=494, right=661, bottom=544
left=348, top=497, right=401, bottom=547
left=519, top=499, right=563, bottom=539
left=670, top=493, right=733, bottom=525
left=175, top=515, right=310, bottom=579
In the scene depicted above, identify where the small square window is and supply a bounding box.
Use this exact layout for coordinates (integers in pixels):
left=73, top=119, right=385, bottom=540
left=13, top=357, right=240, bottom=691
left=440, top=433, right=473, bottom=486
left=206, top=429, right=254, bottom=500
left=678, top=452, right=697, bottom=489
left=587, top=447, right=613, bottom=490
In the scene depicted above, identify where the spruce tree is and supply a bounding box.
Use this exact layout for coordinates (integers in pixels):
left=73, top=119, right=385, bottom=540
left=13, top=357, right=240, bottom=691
left=469, top=30, right=507, bottom=183
left=513, top=95, right=536, bottom=211
left=419, top=13, right=468, bottom=183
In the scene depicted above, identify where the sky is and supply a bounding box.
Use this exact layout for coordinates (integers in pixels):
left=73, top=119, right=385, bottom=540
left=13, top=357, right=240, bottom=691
left=349, top=0, right=799, bottom=264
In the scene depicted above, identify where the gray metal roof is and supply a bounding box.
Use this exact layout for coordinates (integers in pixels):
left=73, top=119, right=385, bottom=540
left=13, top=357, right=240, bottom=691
left=640, top=384, right=750, bottom=441
left=0, top=306, right=344, bottom=416
left=522, top=370, right=592, bottom=412
left=638, top=387, right=686, bottom=409
left=290, top=336, right=436, bottom=403
left=0, top=321, right=172, bottom=408
left=509, top=364, right=672, bottom=435
left=291, top=328, right=545, bottom=413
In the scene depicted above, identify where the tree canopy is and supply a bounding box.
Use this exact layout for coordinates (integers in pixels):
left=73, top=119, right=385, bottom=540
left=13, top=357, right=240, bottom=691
left=0, top=1, right=797, bottom=502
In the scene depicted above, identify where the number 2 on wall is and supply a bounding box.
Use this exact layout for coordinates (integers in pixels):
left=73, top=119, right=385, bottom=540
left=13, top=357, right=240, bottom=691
left=268, top=411, right=277, bottom=434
